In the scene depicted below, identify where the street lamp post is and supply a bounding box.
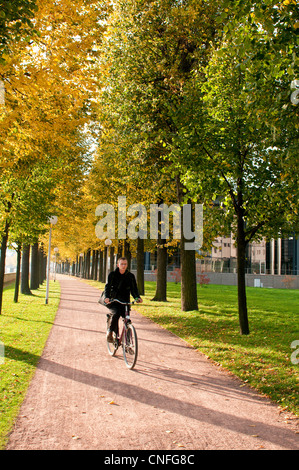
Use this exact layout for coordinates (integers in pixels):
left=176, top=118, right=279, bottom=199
left=46, top=216, right=58, bottom=304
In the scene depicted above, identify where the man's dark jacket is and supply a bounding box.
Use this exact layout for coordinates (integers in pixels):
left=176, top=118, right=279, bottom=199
left=104, top=267, right=140, bottom=304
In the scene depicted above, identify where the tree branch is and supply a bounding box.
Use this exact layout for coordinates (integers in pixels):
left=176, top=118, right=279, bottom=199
left=201, top=144, right=238, bottom=212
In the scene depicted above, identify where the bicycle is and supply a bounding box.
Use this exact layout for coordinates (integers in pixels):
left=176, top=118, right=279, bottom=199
left=106, top=299, right=138, bottom=370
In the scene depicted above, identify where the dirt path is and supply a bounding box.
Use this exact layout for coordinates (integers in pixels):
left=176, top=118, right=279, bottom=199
left=6, top=275, right=298, bottom=451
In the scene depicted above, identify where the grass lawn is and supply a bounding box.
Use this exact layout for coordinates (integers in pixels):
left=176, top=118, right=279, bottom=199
left=0, top=281, right=60, bottom=449
left=88, top=279, right=299, bottom=417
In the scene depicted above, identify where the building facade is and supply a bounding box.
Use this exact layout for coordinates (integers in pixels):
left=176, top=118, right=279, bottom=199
left=140, top=235, right=299, bottom=276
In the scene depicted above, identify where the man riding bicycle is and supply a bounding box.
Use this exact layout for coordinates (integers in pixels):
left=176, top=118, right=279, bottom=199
left=104, top=257, right=142, bottom=342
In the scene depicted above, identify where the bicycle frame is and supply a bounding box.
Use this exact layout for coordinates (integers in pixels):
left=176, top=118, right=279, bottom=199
left=106, top=299, right=138, bottom=369
left=110, top=301, right=131, bottom=346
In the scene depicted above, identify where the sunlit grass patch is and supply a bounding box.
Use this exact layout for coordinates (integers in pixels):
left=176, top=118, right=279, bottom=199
left=0, top=281, right=60, bottom=449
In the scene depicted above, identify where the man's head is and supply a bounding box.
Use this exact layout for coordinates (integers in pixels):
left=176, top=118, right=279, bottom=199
left=117, top=257, right=128, bottom=274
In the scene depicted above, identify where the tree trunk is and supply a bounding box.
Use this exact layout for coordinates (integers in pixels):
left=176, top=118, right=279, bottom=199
left=93, top=250, right=99, bottom=280
left=91, top=250, right=95, bottom=279
left=151, top=243, right=168, bottom=301
left=39, top=244, right=46, bottom=284
left=109, top=246, right=115, bottom=274
left=177, top=179, right=198, bottom=311
left=152, top=200, right=168, bottom=301
left=236, top=202, right=250, bottom=335
left=85, top=249, right=91, bottom=279
left=30, top=242, right=39, bottom=290
left=180, top=205, right=198, bottom=311
left=21, top=244, right=32, bottom=295
left=136, top=237, right=145, bottom=295
left=0, top=220, right=9, bottom=314
left=181, top=241, right=198, bottom=311
left=99, top=250, right=104, bottom=282
left=117, top=242, right=123, bottom=260
left=124, top=240, right=131, bottom=271
left=14, top=244, right=21, bottom=303
left=80, top=254, right=84, bottom=277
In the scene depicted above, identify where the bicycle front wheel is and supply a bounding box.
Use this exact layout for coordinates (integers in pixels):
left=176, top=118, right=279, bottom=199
left=122, top=323, right=138, bottom=369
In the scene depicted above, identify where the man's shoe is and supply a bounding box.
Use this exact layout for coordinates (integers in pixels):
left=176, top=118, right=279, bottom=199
left=107, top=331, right=114, bottom=343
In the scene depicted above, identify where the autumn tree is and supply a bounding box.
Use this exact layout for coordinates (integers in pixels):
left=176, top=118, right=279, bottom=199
left=96, top=0, right=221, bottom=308
left=169, top=1, right=299, bottom=334
left=0, top=0, right=110, bottom=311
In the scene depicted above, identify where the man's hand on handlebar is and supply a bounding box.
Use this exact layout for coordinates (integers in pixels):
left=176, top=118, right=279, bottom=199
left=104, top=298, right=142, bottom=304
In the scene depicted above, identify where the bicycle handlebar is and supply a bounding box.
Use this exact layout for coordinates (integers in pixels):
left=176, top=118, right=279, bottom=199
left=107, top=299, right=134, bottom=306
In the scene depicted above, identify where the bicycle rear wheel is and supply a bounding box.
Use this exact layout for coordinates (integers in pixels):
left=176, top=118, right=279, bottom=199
left=106, top=315, right=118, bottom=356
left=107, top=335, right=118, bottom=356
left=122, top=323, right=138, bottom=369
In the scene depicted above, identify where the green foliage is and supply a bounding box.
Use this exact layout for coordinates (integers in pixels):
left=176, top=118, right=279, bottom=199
left=0, top=0, right=38, bottom=59
left=96, top=0, right=219, bottom=197
left=86, top=0, right=299, bottom=331
left=171, top=5, right=299, bottom=240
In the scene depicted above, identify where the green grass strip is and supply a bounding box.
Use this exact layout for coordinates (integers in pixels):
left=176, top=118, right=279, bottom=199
left=0, top=281, right=60, bottom=449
